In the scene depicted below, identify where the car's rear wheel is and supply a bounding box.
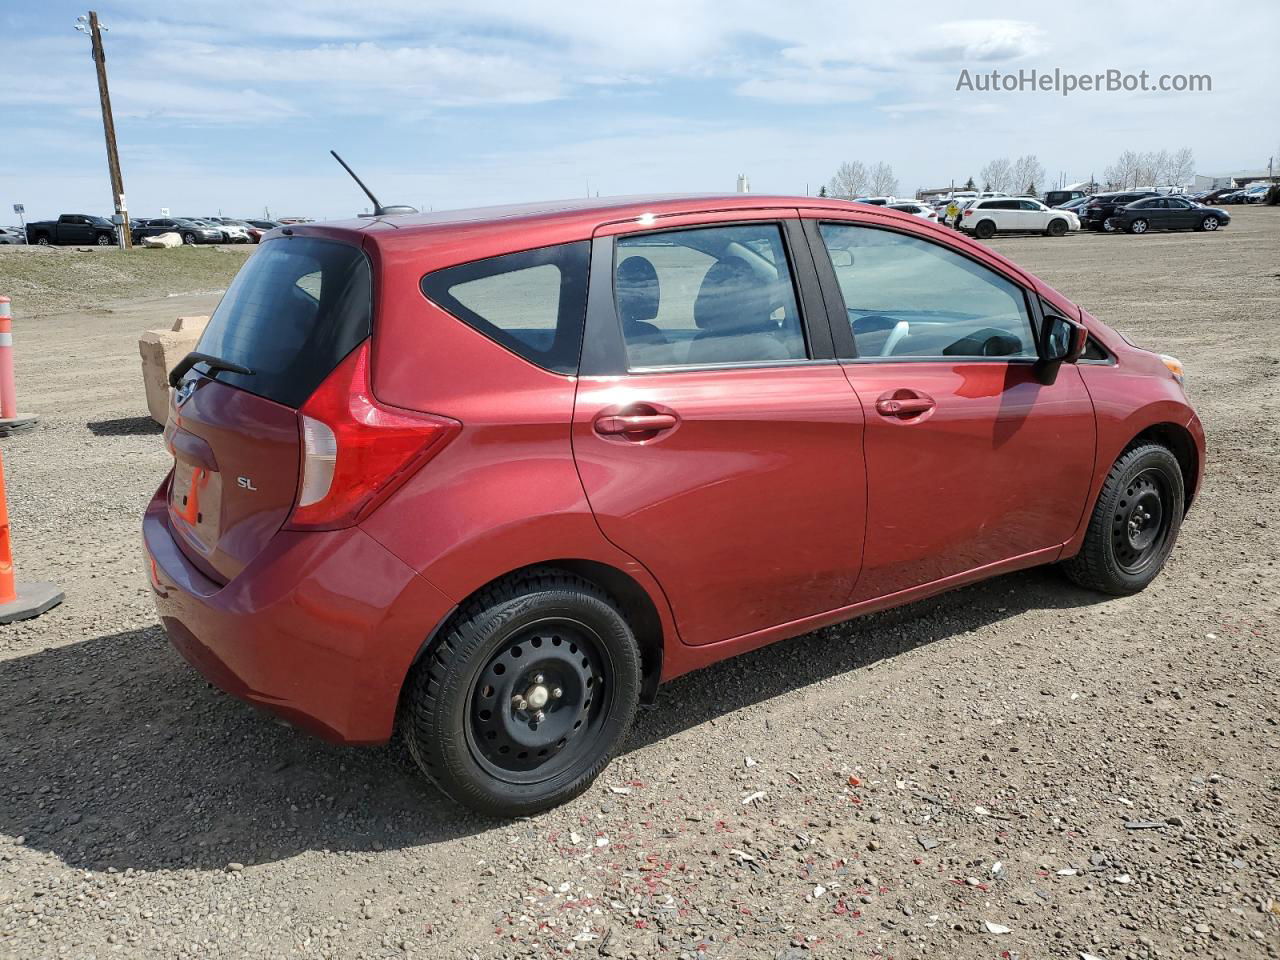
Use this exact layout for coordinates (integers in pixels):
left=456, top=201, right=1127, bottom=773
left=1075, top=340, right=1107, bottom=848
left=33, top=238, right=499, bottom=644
left=973, top=219, right=996, bottom=239
left=401, top=568, right=642, bottom=817
left=1046, top=218, right=1068, bottom=237
left=1061, top=443, right=1184, bottom=595
left=1102, top=217, right=1119, bottom=232
left=1200, top=216, right=1220, bottom=231
left=1128, top=218, right=1149, bottom=234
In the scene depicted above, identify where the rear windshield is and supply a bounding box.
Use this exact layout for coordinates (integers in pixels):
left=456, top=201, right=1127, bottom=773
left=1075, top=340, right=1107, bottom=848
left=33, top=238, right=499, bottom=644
left=195, top=236, right=371, bottom=407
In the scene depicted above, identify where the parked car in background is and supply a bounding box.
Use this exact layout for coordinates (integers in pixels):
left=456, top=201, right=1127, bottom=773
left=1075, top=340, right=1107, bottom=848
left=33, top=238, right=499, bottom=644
left=853, top=196, right=897, bottom=206
left=177, top=218, right=238, bottom=243
left=145, top=192, right=1203, bottom=816
left=1196, top=188, right=1240, bottom=205
left=133, top=217, right=223, bottom=245
left=1044, top=189, right=1087, bottom=207
left=25, top=213, right=118, bottom=246
left=1241, top=183, right=1273, bottom=203
left=1057, top=196, right=1090, bottom=215
left=1082, top=191, right=1159, bottom=231
left=0, top=226, right=24, bottom=245
left=887, top=201, right=939, bottom=222
left=959, top=197, right=1079, bottom=238
left=1113, top=197, right=1230, bottom=234
left=205, top=218, right=254, bottom=243
left=245, top=219, right=283, bottom=232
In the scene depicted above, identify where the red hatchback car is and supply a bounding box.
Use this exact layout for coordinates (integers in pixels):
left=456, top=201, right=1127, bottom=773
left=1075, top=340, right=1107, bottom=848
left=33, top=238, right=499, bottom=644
left=144, top=194, right=1204, bottom=816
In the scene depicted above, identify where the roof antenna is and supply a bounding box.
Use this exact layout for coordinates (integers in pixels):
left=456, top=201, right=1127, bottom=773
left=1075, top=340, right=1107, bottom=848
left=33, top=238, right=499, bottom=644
left=330, top=150, right=418, bottom=216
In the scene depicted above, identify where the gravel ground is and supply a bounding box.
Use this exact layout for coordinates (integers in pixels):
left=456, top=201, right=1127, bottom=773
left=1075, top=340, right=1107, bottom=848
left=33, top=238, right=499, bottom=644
left=0, top=209, right=1277, bottom=960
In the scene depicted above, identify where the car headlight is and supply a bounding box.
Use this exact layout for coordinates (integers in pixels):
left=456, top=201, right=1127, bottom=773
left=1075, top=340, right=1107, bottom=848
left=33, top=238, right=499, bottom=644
left=1159, top=354, right=1184, bottom=384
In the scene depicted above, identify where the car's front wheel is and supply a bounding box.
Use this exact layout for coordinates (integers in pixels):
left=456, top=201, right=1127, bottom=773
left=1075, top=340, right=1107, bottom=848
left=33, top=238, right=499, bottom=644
left=1046, top=218, right=1068, bottom=237
left=1061, top=443, right=1184, bottom=595
left=182, top=232, right=196, bottom=245
left=401, top=568, right=642, bottom=817
left=1199, top=216, right=1220, bottom=231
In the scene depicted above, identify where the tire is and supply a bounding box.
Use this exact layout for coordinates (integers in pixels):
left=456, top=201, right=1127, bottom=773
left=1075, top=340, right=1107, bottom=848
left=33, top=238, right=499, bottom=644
left=401, top=567, right=642, bottom=817
left=34, top=234, right=50, bottom=246
left=1046, top=218, right=1068, bottom=237
left=973, top=219, right=996, bottom=240
left=182, top=232, right=196, bottom=245
left=1061, top=443, right=1184, bottom=595
left=1128, top=219, right=1149, bottom=235
left=1102, top=217, right=1118, bottom=233
left=1200, top=216, right=1220, bottom=232
left=96, top=233, right=113, bottom=246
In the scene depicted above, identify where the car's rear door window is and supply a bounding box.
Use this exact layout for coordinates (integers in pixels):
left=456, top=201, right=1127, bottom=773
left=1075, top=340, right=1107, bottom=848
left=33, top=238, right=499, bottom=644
left=421, top=242, right=589, bottom=374
left=817, top=223, right=1035, bottom=359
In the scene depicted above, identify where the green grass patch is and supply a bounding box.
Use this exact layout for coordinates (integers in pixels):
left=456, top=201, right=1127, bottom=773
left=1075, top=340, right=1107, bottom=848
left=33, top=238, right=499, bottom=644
left=0, top=246, right=254, bottom=317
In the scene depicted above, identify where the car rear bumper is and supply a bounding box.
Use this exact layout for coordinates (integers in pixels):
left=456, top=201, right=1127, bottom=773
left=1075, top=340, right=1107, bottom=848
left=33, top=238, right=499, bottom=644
left=143, top=483, right=454, bottom=744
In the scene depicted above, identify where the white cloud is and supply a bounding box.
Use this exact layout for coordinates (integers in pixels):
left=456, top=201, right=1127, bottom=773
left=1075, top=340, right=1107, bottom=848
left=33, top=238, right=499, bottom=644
left=909, top=20, right=1046, bottom=63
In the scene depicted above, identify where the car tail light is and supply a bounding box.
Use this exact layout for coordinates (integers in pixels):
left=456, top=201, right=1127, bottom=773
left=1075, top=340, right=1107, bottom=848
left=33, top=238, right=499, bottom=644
left=963, top=209, right=973, bottom=217
left=286, top=341, right=461, bottom=530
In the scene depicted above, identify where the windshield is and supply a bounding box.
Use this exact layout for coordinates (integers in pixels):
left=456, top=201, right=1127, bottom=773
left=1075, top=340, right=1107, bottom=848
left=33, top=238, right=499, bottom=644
left=195, top=236, right=372, bottom=407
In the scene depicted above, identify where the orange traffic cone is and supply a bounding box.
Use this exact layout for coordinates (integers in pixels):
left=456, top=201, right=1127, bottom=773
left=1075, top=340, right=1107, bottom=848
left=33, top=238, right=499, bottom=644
left=0, top=448, right=63, bottom=623
left=0, top=295, right=37, bottom=436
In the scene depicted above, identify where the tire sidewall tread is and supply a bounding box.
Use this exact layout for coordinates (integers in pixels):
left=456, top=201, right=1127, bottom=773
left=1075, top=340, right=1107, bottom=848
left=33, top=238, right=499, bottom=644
left=402, top=568, right=641, bottom=817
left=1062, top=443, right=1184, bottom=595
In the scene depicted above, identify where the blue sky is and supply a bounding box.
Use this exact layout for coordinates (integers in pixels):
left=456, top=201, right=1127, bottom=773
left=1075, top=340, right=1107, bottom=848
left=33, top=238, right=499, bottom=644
left=1, top=0, right=1275, bottom=221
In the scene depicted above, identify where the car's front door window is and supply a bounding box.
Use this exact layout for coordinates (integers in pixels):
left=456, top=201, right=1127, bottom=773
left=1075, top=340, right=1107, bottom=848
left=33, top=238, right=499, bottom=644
left=817, top=223, right=1036, bottom=359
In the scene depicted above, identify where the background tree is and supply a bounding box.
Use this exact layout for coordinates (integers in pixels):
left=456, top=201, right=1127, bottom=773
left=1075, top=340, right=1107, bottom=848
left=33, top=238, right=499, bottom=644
left=1011, top=154, right=1046, bottom=196
left=979, top=158, right=1014, bottom=194
left=963, top=176, right=976, bottom=191
left=1102, top=147, right=1194, bottom=190
left=828, top=161, right=868, bottom=199
left=817, top=185, right=827, bottom=197
left=868, top=161, right=899, bottom=196
left=1169, top=147, right=1195, bottom=187
left=1103, top=150, right=1140, bottom=190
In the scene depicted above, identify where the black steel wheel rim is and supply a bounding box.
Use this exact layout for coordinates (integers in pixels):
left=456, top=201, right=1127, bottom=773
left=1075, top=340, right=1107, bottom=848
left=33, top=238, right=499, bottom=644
left=1111, top=468, right=1171, bottom=574
left=465, top=618, right=613, bottom=786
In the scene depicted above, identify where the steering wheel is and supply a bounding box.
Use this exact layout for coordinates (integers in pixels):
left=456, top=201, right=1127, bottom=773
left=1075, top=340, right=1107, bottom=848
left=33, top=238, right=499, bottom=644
left=882, top=320, right=910, bottom=357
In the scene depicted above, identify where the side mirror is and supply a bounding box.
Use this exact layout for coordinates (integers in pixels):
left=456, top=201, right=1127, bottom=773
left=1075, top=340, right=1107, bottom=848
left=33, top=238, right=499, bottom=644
left=1036, top=314, right=1087, bottom=384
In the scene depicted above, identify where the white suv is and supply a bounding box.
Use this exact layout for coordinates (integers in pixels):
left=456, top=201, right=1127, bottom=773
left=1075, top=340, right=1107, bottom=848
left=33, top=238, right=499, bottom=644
left=959, top=198, right=1079, bottom=239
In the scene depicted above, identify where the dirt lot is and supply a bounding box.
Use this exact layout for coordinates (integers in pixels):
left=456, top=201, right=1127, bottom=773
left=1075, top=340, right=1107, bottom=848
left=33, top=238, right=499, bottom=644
left=0, top=210, right=1277, bottom=960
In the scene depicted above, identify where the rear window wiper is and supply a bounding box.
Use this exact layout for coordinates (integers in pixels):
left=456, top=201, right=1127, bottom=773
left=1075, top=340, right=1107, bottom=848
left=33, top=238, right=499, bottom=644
left=168, top=352, right=255, bottom=388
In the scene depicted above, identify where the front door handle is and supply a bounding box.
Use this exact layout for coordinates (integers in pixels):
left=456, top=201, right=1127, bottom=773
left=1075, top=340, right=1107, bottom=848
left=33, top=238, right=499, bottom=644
left=594, top=413, right=678, bottom=436
left=874, top=391, right=936, bottom=420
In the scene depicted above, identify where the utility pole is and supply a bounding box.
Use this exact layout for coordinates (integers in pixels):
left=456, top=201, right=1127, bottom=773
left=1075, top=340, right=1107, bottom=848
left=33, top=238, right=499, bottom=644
left=76, top=12, right=131, bottom=249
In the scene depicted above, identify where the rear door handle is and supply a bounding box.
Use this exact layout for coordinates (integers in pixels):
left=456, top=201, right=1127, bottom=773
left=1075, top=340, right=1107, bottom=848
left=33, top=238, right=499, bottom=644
left=594, top=413, right=678, bottom=436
